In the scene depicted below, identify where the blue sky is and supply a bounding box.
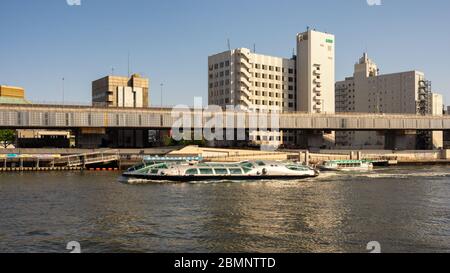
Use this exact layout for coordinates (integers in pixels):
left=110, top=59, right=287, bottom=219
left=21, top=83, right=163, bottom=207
left=1, top=0, right=449, bottom=106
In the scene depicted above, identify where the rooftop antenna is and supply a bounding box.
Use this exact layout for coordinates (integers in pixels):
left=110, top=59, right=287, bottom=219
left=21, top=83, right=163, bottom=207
left=227, top=39, right=231, bottom=51
left=111, top=66, right=115, bottom=76
left=253, top=43, right=256, bottom=53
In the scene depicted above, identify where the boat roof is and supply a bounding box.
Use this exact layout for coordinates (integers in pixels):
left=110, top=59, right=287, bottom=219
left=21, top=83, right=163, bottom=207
left=324, top=160, right=369, bottom=163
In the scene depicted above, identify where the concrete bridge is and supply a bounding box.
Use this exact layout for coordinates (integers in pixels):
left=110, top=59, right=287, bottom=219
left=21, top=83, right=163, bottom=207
left=1, top=104, right=449, bottom=149
left=1, top=104, right=450, bottom=130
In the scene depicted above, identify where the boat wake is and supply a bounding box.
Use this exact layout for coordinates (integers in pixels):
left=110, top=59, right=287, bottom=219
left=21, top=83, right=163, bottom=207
left=358, top=171, right=450, bottom=180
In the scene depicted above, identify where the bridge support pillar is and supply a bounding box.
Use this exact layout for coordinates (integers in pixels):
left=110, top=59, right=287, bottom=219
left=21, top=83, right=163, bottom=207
left=75, top=128, right=106, bottom=149
left=444, top=130, right=450, bottom=149
left=109, top=129, right=150, bottom=148
left=297, top=130, right=335, bottom=150
left=384, top=130, right=417, bottom=150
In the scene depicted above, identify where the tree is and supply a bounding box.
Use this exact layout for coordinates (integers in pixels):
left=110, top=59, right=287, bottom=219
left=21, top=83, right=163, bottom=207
left=0, top=130, right=16, bottom=148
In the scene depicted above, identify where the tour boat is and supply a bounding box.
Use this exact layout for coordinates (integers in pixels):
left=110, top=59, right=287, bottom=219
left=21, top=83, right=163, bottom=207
left=121, top=160, right=319, bottom=182
left=319, top=160, right=373, bottom=172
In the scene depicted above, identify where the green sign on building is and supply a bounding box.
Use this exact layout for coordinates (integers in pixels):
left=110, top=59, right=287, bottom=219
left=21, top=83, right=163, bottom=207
left=326, top=39, right=334, bottom=44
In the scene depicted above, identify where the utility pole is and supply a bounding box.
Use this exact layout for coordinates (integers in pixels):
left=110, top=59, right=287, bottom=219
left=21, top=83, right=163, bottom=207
left=160, top=83, right=164, bottom=107
left=62, top=77, right=65, bottom=105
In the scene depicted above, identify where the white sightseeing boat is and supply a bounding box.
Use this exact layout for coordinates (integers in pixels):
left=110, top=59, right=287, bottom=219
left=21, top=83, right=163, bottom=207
left=121, top=159, right=319, bottom=182
left=319, top=160, right=374, bottom=172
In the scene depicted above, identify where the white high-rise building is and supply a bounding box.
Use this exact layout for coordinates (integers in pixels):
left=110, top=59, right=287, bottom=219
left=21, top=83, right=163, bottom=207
left=208, top=48, right=297, bottom=112
left=208, top=29, right=336, bottom=148
left=297, top=30, right=335, bottom=114
left=335, top=53, right=444, bottom=149
left=208, top=48, right=297, bottom=146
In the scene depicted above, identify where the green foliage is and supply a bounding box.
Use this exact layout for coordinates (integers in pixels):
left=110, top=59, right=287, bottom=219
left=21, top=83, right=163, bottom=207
left=0, top=130, right=16, bottom=148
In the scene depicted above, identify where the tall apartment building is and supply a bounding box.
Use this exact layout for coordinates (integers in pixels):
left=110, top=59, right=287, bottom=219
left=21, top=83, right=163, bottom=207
left=208, top=30, right=335, bottom=147
left=208, top=48, right=297, bottom=146
left=92, top=74, right=149, bottom=108
left=335, top=53, right=444, bottom=149
left=297, top=30, right=335, bottom=114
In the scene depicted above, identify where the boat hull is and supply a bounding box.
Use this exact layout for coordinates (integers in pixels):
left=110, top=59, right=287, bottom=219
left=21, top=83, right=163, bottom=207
left=320, top=166, right=372, bottom=172
left=121, top=173, right=318, bottom=182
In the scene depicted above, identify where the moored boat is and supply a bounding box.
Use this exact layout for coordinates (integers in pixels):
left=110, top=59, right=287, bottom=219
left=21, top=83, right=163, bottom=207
left=121, top=160, right=319, bottom=182
left=319, top=160, right=373, bottom=172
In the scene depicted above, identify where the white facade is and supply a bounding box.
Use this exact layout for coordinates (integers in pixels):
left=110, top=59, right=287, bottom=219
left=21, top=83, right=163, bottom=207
left=208, top=48, right=296, bottom=113
left=297, top=30, right=335, bottom=114
left=335, top=53, right=444, bottom=149
left=117, top=87, right=143, bottom=108
left=208, top=30, right=337, bottom=147
left=208, top=48, right=297, bottom=145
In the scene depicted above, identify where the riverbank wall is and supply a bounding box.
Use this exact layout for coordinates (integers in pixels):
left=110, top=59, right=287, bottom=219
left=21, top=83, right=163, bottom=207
left=1, top=146, right=450, bottom=172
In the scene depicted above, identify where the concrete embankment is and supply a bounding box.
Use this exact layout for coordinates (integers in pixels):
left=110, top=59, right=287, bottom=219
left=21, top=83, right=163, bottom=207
left=169, top=146, right=450, bottom=166
left=1, top=146, right=449, bottom=172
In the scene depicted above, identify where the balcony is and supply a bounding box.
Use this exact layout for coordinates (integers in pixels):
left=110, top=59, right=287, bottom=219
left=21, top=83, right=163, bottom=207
left=240, top=78, right=252, bottom=89
left=240, top=67, right=252, bottom=79
left=240, top=59, right=252, bottom=70
left=240, top=96, right=252, bottom=108
left=240, top=87, right=252, bottom=98
left=313, top=78, right=322, bottom=85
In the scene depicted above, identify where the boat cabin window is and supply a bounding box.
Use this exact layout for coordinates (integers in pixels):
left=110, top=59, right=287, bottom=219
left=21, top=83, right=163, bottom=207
left=242, top=167, right=252, bottom=173
left=199, top=168, right=214, bottom=175
left=214, top=169, right=228, bottom=175
left=287, top=165, right=308, bottom=171
left=241, top=162, right=254, bottom=168
left=229, top=168, right=243, bottom=175
left=185, top=169, right=198, bottom=175
left=150, top=169, right=159, bottom=174
left=256, top=161, right=266, bottom=166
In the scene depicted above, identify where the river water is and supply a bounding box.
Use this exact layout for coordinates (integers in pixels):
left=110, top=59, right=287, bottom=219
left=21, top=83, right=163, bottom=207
left=0, top=165, right=449, bottom=253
